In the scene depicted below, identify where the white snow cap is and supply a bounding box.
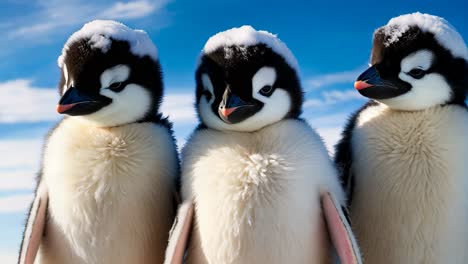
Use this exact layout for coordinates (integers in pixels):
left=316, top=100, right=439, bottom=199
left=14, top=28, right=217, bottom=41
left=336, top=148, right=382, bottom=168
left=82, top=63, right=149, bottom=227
left=202, top=25, right=299, bottom=70
left=58, top=20, right=158, bottom=68
left=383, top=12, right=468, bottom=60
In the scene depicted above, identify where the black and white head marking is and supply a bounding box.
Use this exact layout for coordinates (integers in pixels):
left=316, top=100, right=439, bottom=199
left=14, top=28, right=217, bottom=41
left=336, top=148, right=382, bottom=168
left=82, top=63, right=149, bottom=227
left=355, top=14, right=468, bottom=111
left=196, top=43, right=303, bottom=132
left=57, top=21, right=163, bottom=127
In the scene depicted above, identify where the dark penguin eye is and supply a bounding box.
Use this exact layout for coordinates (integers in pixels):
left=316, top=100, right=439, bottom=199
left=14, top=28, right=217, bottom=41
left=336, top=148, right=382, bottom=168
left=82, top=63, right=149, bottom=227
left=407, top=68, right=426, bottom=79
left=108, top=82, right=124, bottom=92
left=259, top=85, right=274, bottom=96
left=202, top=90, right=212, bottom=102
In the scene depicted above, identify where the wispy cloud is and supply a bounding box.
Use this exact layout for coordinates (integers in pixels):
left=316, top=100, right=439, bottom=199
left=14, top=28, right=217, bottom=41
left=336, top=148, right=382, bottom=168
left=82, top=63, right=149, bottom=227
left=305, top=65, right=367, bottom=90
left=99, top=0, right=168, bottom=20
left=161, top=93, right=197, bottom=124
left=0, top=252, right=18, bottom=264
left=0, top=139, right=43, bottom=169
left=304, top=89, right=364, bottom=108
left=316, top=126, right=342, bottom=154
left=6, top=0, right=171, bottom=41
left=0, top=194, right=34, bottom=213
left=308, top=112, right=349, bottom=128
left=0, top=171, right=36, bottom=191
left=0, top=79, right=58, bottom=123
left=307, top=112, right=349, bottom=154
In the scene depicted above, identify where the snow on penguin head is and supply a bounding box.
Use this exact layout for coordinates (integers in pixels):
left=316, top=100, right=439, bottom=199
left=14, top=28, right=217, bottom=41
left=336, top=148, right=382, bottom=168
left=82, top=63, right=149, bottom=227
left=355, top=13, right=468, bottom=111
left=195, top=25, right=303, bottom=132
left=58, top=20, right=158, bottom=68
left=383, top=13, right=467, bottom=60
left=56, top=20, right=164, bottom=127
left=201, top=25, right=299, bottom=71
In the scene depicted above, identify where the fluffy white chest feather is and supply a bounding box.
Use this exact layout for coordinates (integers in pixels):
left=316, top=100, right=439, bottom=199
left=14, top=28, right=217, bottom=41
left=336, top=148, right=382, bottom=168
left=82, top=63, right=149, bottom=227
left=350, top=104, right=468, bottom=264
left=181, top=119, right=343, bottom=264
left=38, top=118, right=178, bottom=264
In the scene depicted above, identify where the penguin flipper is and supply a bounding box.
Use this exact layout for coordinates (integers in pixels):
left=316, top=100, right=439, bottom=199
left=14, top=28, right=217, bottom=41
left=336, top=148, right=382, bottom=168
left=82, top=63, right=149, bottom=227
left=322, top=192, right=362, bottom=264
left=18, top=184, right=48, bottom=264
left=164, top=200, right=194, bottom=264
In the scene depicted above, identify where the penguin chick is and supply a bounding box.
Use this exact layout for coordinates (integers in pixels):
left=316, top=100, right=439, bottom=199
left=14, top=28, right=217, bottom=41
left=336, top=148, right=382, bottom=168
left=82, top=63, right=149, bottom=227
left=19, top=20, right=179, bottom=264
left=335, top=12, right=468, bottom=263
left=165, top=26, right=361, bottom=264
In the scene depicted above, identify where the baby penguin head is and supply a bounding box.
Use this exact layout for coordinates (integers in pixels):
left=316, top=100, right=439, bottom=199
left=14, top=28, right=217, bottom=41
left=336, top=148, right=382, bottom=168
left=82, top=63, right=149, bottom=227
left=355, top=12, right=468, bottom=111
left=195, top=26, right=303, bottom=132
left=57, top=20, right=163, bottom=127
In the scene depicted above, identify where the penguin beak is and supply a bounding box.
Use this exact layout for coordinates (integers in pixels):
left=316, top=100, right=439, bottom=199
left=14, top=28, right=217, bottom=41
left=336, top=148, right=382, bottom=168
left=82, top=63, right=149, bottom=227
left=354, top=65, right=406, bottom=100
left=57, top=87, right=111, bottom=116
left=218, top=88, right=261, bottom=124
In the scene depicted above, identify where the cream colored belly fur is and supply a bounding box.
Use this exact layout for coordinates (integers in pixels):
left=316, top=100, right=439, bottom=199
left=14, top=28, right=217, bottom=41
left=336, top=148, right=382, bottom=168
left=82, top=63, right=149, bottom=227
left=350, top=104, right=468, bottom=264
left=37, top=118, right=177, bottom=264
left=181, top=119, right=344, bottom=264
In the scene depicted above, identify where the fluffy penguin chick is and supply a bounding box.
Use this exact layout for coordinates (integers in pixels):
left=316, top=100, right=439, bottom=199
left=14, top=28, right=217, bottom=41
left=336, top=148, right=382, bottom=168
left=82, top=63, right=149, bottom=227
left=180, top=26, right=345, bottom=264
left=335, top=13, right=468, bottom=263
left=19, top=20, right=179, bottom=264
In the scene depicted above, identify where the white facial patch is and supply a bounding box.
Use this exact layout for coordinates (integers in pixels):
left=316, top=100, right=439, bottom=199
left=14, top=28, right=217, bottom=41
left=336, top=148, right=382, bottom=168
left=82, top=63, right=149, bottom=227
left=400, top=49, right=433, bottom=73
left=380, top=50, right=452, bottom=110
left=252, top=66, right=276, bottom=100
left=201, top=73, right=215, bottom=104
left=100, top=64, right=131, bottom=88
left=76, top=64, right=151, bottom=127
left=198, top=67, right=291, bottom=132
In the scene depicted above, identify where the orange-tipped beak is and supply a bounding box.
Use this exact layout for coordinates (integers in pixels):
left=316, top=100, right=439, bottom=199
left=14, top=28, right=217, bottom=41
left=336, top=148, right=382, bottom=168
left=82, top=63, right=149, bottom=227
left=220, top=107, right=238, bottom=117
left=56, top=103, right=77, bottom=114
left=354, top=81, right=373, bottom=90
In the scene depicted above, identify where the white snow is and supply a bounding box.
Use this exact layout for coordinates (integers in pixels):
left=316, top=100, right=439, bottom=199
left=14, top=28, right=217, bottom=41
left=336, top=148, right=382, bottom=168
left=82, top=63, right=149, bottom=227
left=382, top=12, right=467, bottom=60
left=202, top=25, right=299, bottom=70
left=58, top=20, right=158, bottom=68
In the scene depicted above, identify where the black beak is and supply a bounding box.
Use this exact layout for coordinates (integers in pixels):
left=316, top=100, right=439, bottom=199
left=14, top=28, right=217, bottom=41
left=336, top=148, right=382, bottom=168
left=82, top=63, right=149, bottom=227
left=57, top=87, right=111, bottom=116
left=218, top=88, right=260, bottom=124
left=354, top=65, right=407, bottom=100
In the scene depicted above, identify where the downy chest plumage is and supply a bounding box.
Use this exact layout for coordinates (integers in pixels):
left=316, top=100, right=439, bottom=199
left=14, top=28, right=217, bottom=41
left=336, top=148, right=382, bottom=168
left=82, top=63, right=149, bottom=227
left=350, top=104, right=468, bottom=263
left=181, top=119, right=343, bottom=264
left=38, top=118, right=177, bottom=264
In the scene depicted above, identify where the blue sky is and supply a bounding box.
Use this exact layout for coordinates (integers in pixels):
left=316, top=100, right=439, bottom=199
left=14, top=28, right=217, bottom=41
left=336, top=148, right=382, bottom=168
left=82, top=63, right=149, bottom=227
left=0, top=0, right=466, bottom=262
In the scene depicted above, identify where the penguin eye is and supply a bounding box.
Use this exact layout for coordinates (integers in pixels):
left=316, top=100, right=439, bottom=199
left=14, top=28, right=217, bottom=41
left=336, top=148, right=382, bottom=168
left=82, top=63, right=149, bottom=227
left=108, top=82, right=124, bottom=92
left=202, top=90, right=212, bottom=102
left=407, top=68, right=426, bottom=79
left=259, top=85, right=274, bottom=96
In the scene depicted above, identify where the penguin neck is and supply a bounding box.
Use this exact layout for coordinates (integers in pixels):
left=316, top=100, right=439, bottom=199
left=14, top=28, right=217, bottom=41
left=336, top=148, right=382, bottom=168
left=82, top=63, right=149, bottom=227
left=378, top=100, right=468, bottom=113
left=137, top=112, right=173, bottom=130
left=199, top=116, right=304, bottom=134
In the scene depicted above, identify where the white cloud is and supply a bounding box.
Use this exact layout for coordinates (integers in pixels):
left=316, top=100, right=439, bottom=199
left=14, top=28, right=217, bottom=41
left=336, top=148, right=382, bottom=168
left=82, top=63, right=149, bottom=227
left=316, top=127, right=342, bottom=155
left=0, top=79, right=58, bottom=123
left=0, top=194, right=34, bottom=213
left=7, top=0, right=171, bottom=40
left=305, top=66, right=366, bottom=90
left=307, top=113, right=348, bottom=154
left=323, top=89, right=362, bottom=102
left=303, top=66, right=368, bottom=108
left=0, top=252, right=18, bottom=264
left=99, top=0, right=168, bottom=20
left=161, top=93, right=197, bottom=124
left=0, top=139, right=43, bottom=169
left=0, top=171, right=36, bottom=191
left=304, top=89, right=364, bottom=108
left=11, top=22, right=57, bottom=37
left=308, top=112, right=349, bottom=128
